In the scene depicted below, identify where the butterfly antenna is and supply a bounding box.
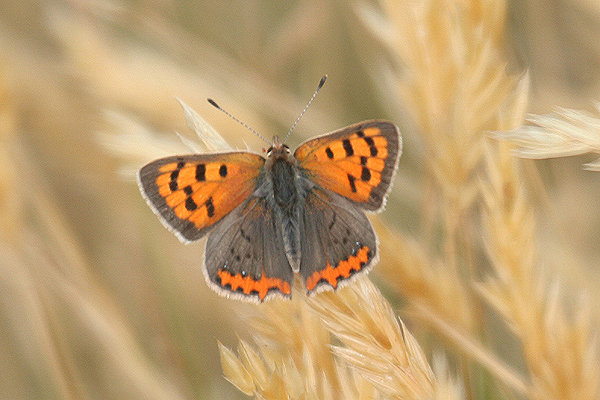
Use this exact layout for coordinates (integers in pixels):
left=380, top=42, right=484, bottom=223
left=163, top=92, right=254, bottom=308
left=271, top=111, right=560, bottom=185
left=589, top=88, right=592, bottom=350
left=283, top=75, right=327, bottom=143
left=207, top=98, right=270, bottom=144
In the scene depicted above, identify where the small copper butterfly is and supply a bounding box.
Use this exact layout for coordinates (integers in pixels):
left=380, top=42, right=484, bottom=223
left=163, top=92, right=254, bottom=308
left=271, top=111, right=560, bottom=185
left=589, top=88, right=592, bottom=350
left=138, top=77, right=402, bottom=302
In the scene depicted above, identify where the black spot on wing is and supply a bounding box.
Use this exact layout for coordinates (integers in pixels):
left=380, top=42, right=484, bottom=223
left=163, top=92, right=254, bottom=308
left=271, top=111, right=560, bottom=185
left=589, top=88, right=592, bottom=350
left=342, top=139, right=354, bottom=157
left=363, top=136, right=378, bottom=157
left=196, top=164, right=206, bottom=181
left=347, top=174, right=357, bottom=193
left=185, top=197, right=197, bottom=211
left=169, top=169, right=179, bottom=191
left=361, top=166, right=371, bottom=182
left=205, top=197, right=215, bottom=218
left=325, top=147, right=334, bottom=159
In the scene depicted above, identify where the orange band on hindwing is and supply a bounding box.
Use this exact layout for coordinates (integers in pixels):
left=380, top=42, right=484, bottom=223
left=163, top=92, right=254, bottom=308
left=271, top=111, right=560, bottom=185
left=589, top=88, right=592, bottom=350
left=305, top=246, right=372, bottom=291
left=217, top=268, right=292, bottom=301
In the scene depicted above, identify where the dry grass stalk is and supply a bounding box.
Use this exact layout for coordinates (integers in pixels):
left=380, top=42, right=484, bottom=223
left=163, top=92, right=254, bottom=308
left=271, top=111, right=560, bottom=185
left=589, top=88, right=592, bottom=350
left=0, top=63, right=20, bottom=243
left=0, top=24, right=195, bottom=398
left=497, top=104, right=600, bottom=170
left=360, top=0, right=520, bottom=336
left=362, top=0, right=518, bottom=355
left=306, top=277, right=436, bottom=398
left=478, top=85, right=600, bottom=399
left=376, top=228, right=475, bottom=332
left=1, top=119, right=184, bottom=399
left=359, top=0, right=600, bottom=399
left=218, top=282, right=382, bottom=399
left=219, top=276, right=463, bottom=399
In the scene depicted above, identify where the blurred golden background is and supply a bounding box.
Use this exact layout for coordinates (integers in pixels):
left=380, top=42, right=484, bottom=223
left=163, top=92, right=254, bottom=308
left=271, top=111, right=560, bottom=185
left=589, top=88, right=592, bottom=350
left=1, top=0, right=600, bottom=399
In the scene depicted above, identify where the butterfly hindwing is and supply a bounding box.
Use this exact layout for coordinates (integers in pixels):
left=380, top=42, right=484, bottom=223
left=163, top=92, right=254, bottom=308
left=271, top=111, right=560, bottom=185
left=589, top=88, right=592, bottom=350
left=294, top=121, right=401, bottom=211
left=138, top=152, right=265, bottom=242
left=299, top=187, right=378, bottom=293
left=204, top=197, right=294, bottom=301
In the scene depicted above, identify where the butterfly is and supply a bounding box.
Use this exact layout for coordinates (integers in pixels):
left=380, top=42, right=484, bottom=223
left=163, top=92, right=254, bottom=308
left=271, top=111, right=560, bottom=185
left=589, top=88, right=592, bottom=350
left=138, top=84, right=401, bottom=302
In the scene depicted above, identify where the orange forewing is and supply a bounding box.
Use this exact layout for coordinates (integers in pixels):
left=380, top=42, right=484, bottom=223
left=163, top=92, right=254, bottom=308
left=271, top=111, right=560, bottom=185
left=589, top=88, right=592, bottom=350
left=295, top=121, right=400, bottom=210
left=139, top=152, right=264, bottom=241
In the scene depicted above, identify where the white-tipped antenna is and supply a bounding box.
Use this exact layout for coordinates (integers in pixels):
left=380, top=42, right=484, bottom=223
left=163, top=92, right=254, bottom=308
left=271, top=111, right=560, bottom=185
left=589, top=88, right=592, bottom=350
left=283, top=75, right=327, bottom=143
left=207, top=98, right=270, bottom=144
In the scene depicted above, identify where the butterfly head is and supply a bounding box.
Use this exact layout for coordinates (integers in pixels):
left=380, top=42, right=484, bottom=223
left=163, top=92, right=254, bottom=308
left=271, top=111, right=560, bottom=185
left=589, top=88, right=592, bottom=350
left=266, top=136, right=291, bottom=159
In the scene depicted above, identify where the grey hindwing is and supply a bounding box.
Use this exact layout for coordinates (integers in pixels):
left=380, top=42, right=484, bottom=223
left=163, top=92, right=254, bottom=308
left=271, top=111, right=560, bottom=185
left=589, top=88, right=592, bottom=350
left=299, top=188, right=377, bottom=289
left=204, top=196, right=294, bottom=294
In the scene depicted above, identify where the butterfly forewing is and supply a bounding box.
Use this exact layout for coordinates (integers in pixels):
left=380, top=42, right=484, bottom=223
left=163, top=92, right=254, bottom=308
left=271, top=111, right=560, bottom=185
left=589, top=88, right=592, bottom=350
left=138, top=152, right=265, bottom=242
left=294, top=121, right=401, bottom=211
